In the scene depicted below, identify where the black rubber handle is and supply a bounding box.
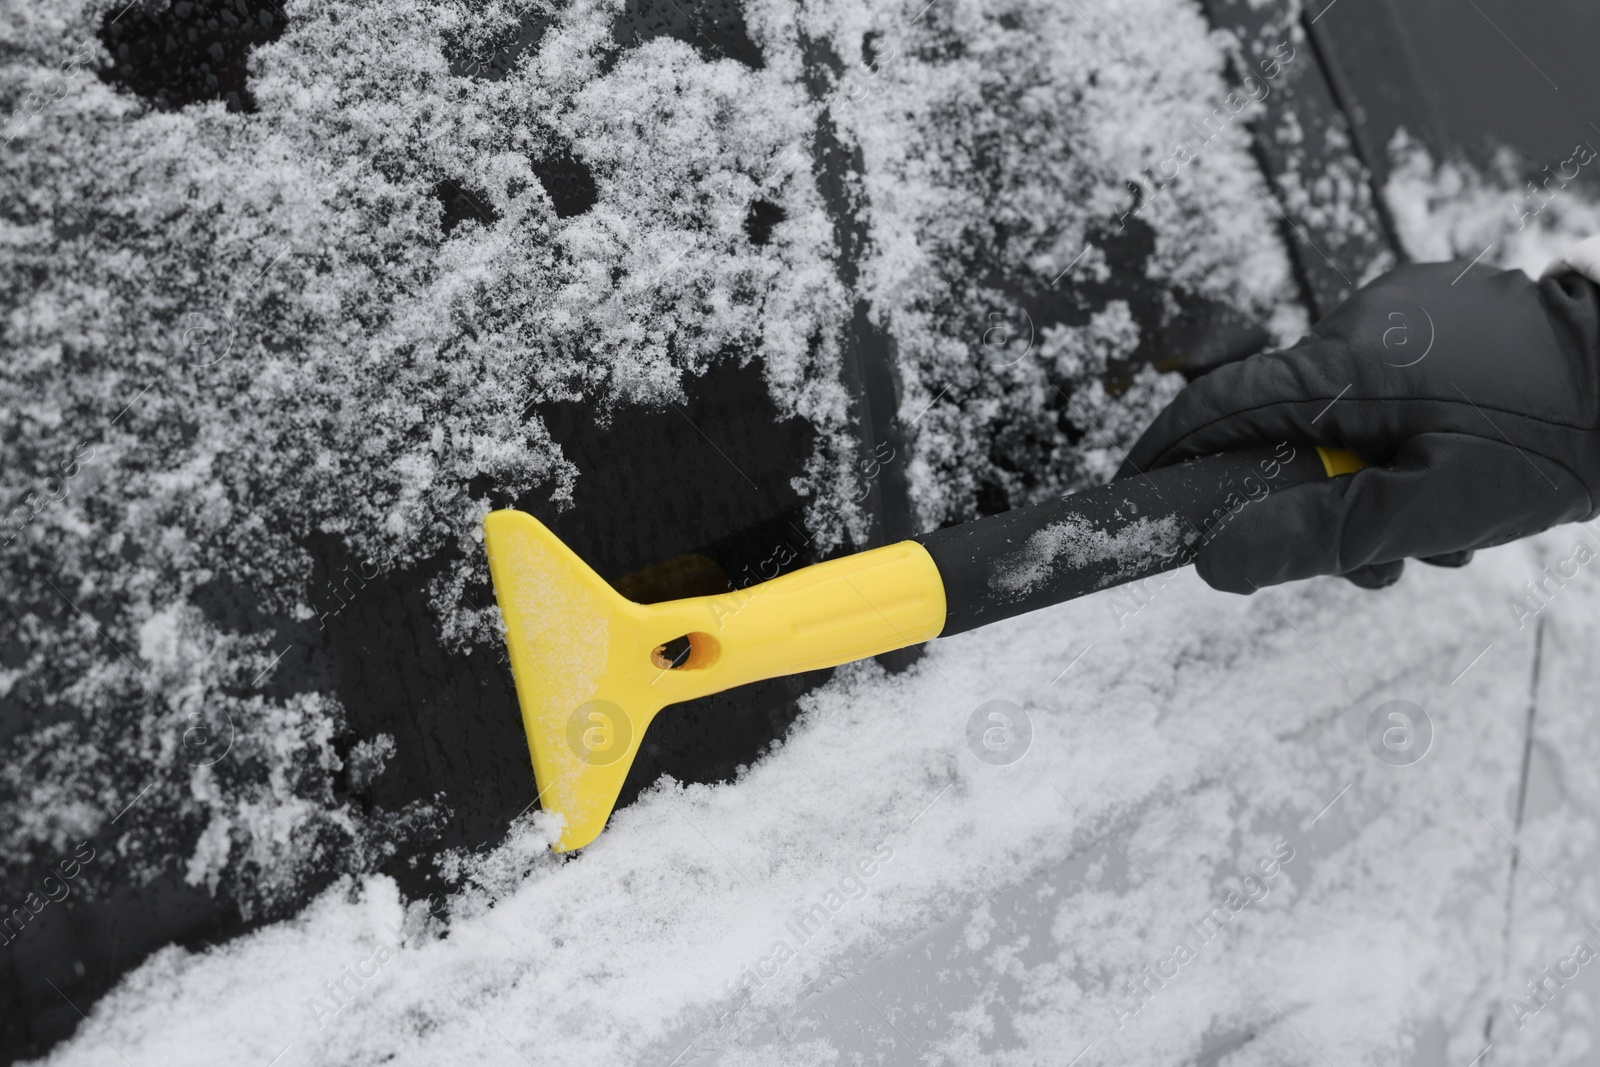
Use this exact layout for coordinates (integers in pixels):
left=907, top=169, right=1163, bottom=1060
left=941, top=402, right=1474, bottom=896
left=914, top=443, right=1332, bottom=636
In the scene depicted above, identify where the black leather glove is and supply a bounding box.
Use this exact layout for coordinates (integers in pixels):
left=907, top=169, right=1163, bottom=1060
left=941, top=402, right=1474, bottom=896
left=1119, top=260, right=1600, bottom=593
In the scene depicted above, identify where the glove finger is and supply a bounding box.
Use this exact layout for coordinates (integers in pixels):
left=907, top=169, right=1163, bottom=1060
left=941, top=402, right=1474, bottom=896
left=1119, top=339, right=1353, bottom=478
left=1171, top=314, right=1274, bottom=380
left=1343, top=560, right=1405, bottom=589
left=1193, top=432, right=1587, bottom=594
left=1419, top=549, right=1474, bottom=568
left=1122, top=263, right=1581, bottom=479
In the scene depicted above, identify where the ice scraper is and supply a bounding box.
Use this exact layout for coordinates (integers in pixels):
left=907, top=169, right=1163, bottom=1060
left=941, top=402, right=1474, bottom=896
left=484, top=444, right=1363, bottom=851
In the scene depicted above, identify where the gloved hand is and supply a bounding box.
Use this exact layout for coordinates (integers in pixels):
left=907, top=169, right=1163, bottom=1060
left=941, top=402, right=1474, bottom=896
left=1120, top=260, right=1600, bottom=592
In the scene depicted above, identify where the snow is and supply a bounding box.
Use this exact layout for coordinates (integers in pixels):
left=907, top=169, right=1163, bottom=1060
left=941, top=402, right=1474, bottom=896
left=2, top=0, right=858, bottom=911
left=838, top=0, right=1300, bottom=528
left=12, top=0, right=1600, bottom=1060
left=991, top=514, right=1183, bottom=597
left=26, top=531, right=1600, bottom=1066
left=1, top=0, right=1296, bottom=921
left=1384, top=130, right=1600, bottom=280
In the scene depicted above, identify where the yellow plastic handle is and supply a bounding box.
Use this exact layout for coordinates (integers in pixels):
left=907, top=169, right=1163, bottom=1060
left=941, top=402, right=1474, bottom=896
left=1316, top=446, right=1366, bottom=477
left=484, top=510, right=946, bottom=851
